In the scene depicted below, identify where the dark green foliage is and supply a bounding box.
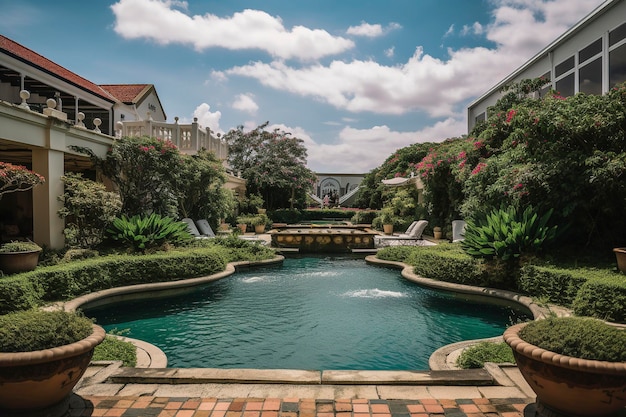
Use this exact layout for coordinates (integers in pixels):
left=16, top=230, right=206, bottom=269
left=0, top=310, right=93, bottom=352
left=92, top=335, right=137, bottom=367
left=58, top=172, right=122, bottom=248
left=106, top=213, right=192, bottom=252
left=0, top=248, right=229, bottom=313
left=194, top=235, right=276, bottom=262
left=301, top=209, right=357, bottom=220
left=350, top=210, right=378, bottom=225
left=376, top=246, right=417, bottom=263
left=456, top=342, right=515, bottom=369
left=519, top=317, right=626, bottom=362
left=572, top=276, right=626, bottom=323
left=462, top=206, right=559, bottom=261
left=0, top=276, right=43, bottom=314
left=406, top=244, right=487, bottom=286
left=517, top=264, right=590, bottom=306
left=270, top=209, right=302, bottom=224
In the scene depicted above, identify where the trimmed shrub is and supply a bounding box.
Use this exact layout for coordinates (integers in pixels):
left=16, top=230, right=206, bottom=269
left=519, top=316, right=626, bottom=362
left=376, top=246, right=417, bottom=263
left=350, top=210, right=378, bottom=225
left=270, top=209, right=302, bottom=224
left=456, top=342, right=514, bottom=369
left=0, top=276, right=43, bottom=315
left=0, top=310, right=93, bottom=352
left=301, top=209, right=357, bottom=221
left=572, top=275, right=626, bottom=323
left=517, top=264, right=588, bottom=306
left=0, top=248, right=229, bottom=313
left=406, top=244, right=486, bottom=286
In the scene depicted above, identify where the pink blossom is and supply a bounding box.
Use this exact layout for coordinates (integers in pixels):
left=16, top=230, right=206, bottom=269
left=505, top=109, right=517, bottom=123
left=471, top=162, right=487, bottom=175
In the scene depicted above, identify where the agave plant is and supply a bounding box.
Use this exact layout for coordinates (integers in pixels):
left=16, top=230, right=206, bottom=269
left=462, top=205, right=559, bottom=261
left=106, top=213, right=192, bottom=251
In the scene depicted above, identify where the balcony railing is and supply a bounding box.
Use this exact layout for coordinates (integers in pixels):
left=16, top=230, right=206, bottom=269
left=117, top=116, right=228, bottom=161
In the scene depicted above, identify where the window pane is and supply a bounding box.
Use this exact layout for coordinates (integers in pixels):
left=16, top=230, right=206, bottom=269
left=610, top=43, right=626, bottom=88
left=555, top=56, right=575, bottom=77
left=579, top=58, right=602, bottom=95
left=555, top=73, right=575, bottom=97
left=475, top=112, right=486, bottom=123
left=609, top=22, right=626, bottom=47
left=579, top=38, right=602, bottom=63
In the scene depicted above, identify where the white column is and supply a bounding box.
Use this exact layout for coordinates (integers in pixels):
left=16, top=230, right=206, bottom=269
left=32, top=148, right=65, bottom=249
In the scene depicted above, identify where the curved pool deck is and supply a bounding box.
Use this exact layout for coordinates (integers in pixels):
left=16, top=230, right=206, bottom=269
left=63, top=252, right=561, bottom=416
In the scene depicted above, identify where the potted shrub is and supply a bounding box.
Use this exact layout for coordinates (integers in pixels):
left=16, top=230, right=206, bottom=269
left=503, top=316, right=626, bottom=416
left=378, top=209, right=397, bottom=235
left=0, top=240, right=42, bottom=274
left=250, top=214, right=269, bottom=234
left=0, top=309, right=105, bottom=415
left=236, top=215, right=253, bottom=234
left=613, top=247, right=626, bottom=273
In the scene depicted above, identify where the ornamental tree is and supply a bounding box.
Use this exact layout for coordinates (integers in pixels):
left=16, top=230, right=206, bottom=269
left=224, top=122, right=316, bottom=210
left=0, top=162, right=45, bottom=199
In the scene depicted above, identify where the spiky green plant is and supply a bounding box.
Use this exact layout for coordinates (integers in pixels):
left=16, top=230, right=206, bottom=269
left=462, top=206, right=559, bottom=261
left=106, top=213, right=192, bottom=252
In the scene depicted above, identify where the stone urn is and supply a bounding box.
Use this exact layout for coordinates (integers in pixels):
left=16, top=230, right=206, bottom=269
left=613, top=247, right=626, bottom=273
left=503, top=322, right=626, bottom=416
left=0, top=324, right=106, bottom=417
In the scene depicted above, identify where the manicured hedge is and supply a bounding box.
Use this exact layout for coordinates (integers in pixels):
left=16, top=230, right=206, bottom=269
left=0, top=248, right=228, bottom=315
left=405, top=244, right=487, bottom=286
left=572, top=275, right=626, bottom=323
left=517, top=264, right=588, bottom=306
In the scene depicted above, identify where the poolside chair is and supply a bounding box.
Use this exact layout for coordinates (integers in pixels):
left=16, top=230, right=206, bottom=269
left=452, top=220, right=466, bottom=243
left=374, top=220, right=430, bottom=248
left=182, top=218, right=212, bottom=239
left=195, top=219, right=216, bottom=238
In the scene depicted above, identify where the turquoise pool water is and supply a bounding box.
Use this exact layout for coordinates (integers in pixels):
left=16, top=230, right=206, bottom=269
left=87, top=255, right=530, bottom=370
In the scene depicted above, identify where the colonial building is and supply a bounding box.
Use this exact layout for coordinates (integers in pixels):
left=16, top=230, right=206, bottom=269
left=312, top=173, right=365, bottom=207
left=467, top=0, right=626, bottom=131
left=0, top=35, right=243, bottom=248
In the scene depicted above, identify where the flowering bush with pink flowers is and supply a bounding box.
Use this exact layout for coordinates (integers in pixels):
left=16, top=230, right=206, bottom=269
left=0, top=162, right=45, bottom=198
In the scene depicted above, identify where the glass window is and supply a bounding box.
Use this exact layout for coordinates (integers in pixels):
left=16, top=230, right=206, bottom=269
left=610, top=43, right=626, bottom=88
left=609, top=22, right=626, bottom=47
left=555, top=56, right=575, bottom=77
left=579, top=58, right=602, bottom=95
left=579, top=39, right=602, bottom=63
left=475, top=112, right=486, bottom=124
left=555, top=73, right=575, bottom=97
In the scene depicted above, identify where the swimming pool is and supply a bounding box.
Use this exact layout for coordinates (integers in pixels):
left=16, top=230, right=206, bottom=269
left=87, top=255, right=530, bottom=370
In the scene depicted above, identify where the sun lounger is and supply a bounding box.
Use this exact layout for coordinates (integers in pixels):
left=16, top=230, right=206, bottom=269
left=195, top=219, right=216, bottom=238
left=374, top=220, right=430, bottom=247
left=452, top=220, right=466, bottom=243
left=182, top=218, right=212, bottom=239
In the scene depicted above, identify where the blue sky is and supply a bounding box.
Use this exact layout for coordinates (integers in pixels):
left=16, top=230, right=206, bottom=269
left=0, top=0, right=605, bottom=173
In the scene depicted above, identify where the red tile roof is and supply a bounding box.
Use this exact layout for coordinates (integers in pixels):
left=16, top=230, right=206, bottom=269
left=0, top=35, right=115, bottom=103
left=99, top=84, right=152, bottom=104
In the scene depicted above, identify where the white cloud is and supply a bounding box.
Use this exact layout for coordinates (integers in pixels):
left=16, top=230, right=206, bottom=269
left=347, top=22, right=383, bottom=37
left=384, top=46, right=395, bottom=58
left=461, top=22, right=484, bottom=36
left=232, top=93, right=259, bottom=114
left=444, top=24, right=455, bottom=37
left=346, top=21, right=402, bottom=38
left=193, top=103, right=223, bottom=134
left=218, top=0, right=602, bottom=120
left=111, top=0, right=354, bottom=60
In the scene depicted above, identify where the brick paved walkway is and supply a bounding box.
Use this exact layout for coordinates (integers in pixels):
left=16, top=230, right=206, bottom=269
left=70, top=396, right=535, bottom=417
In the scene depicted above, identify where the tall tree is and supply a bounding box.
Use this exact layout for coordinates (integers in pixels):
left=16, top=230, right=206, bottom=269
left=224, top=122, right=316, bottom=210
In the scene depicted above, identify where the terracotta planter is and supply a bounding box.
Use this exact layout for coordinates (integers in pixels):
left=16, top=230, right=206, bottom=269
left=237, top=223, right=248, bottom=233
left=257, top=208, right=266, bottom=215
left=613, top=247, right=626, bottom=273
left=0, top=249, right=41, bottom=274
left=0, top=324, right=105, bottom=416
left=382, top=224, right=394, bottom=235
left=434, top=231, right=443, bottom=240
left=254, top=224, right=266, bottom=234
left=503, top=322, right=626, bottom=416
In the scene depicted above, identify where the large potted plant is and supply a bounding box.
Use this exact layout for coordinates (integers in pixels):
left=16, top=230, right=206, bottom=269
left=0, top=310, right=105, bottom=416
left=0, top=240, right=42, bottom=274
left=503, top=316, right=626, bottom=416
left=378, top=209, right=397, bottom=235
left=613, top=247, right=626, bottom=273
left=250, top=214, right=269, bottom=234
